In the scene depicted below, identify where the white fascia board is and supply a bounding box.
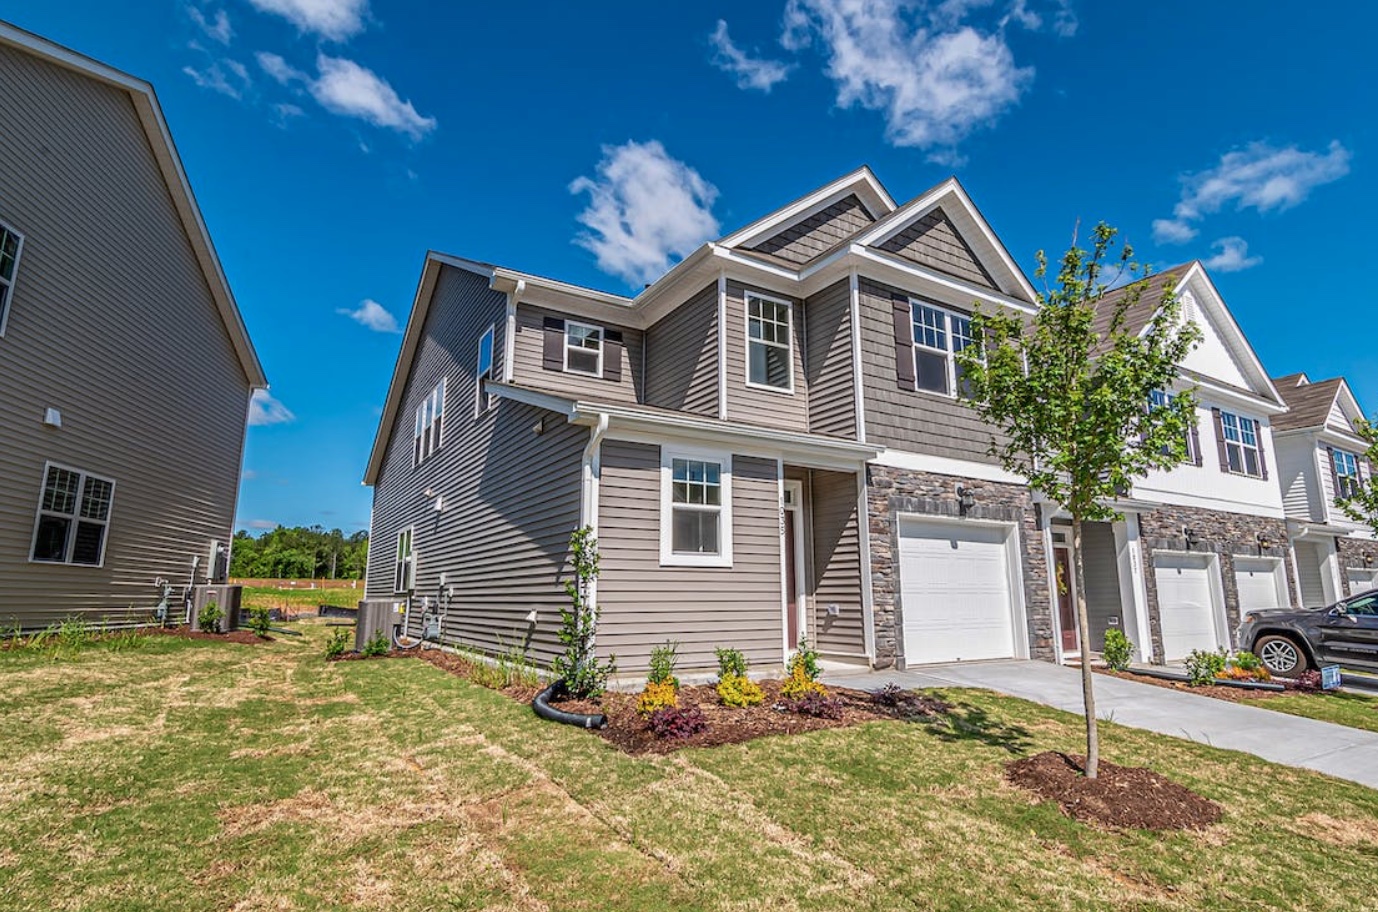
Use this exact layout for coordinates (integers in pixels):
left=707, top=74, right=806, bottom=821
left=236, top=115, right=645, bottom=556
left=871, top=449, right=1026, bottom=485
left=1180, top=264, right=1284, bottom=407
left=717, top=166, right=896, bottom=250
left=1190, top=375, right=1290, bottom=416
left=488, top=265, right=633, bottom=310
left=845, top=247, right=1038, bottom=315
left=1316, top=427, right=1369, bottom=452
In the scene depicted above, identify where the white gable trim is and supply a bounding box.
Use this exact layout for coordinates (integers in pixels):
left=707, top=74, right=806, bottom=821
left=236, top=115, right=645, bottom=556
left=1175, top=263, right=1284, bottom=407
left=718, top=166, right=896, bottom=250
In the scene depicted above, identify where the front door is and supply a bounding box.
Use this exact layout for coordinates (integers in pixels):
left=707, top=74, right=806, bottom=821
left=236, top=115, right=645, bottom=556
left=1054, top=545, right=1079, bottom=655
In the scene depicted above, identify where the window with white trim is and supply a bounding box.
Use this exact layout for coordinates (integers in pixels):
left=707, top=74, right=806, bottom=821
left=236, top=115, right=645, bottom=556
left=1221, top=411, right=1262, bottom=476
left=1149, top=389, right=1195, bottom=462
left=746, top=292, right=793, bottom=391
left=413, top=378, right=445, bottom=466
left=564, top=321, right=603, bottom=376
left=0, top=221, right=23, bottom=336
left=30, top=464, right=114, bottom=566
left=394, top=527, right=415, bottom=592
left=660, top=449, right=733, bottom=567
left=1335, top=449, right=1362, bottom=499
left=911, top=300, right=977, bottom=397
left=475, top=324, right=495, bottom=415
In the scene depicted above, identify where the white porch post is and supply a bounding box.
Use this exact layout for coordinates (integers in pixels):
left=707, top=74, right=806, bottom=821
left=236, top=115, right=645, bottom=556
left=1121, top=514, right=1153, bottom=663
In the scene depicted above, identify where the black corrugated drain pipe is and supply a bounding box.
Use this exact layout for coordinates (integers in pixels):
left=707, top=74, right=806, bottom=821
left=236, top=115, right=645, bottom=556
left=533, top=680, right=606, bottom=729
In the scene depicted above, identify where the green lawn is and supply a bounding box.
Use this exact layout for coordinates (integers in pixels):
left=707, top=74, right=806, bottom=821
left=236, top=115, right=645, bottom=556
left=241, top=585, right=361, bottom=611
left=3, top=622, right=1378, bottom=911
left=1243, top=689, right=1378, bottom=734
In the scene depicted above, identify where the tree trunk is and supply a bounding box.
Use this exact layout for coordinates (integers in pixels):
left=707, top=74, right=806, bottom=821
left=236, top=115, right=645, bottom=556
left=1071, top=514, right=1099, bottom=779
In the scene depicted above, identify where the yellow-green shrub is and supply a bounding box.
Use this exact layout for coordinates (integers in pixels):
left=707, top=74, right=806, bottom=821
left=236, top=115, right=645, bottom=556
left=637, top=680, right=678, bottom=714
left=717, top=673, right=764, bottom=707
left=780, top=664, right=827, bottom=699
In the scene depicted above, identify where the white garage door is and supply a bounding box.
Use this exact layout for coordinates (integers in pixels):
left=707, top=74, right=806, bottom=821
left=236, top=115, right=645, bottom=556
left=1234, top=556, right=1284, bottom=615
left=1154, top=553, right=1220, bottom=661
left=1348, top=568, right=1378, bottom=596
left=899, top=519, right=1016, bottom=665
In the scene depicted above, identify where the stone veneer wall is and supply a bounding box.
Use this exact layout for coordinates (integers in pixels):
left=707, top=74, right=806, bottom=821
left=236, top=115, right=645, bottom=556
left=1136, top=506, right=1293, bottom=661
left=1335, top=537, right=1378, bottom=597
left=865, top=465, right=1053, bottom=668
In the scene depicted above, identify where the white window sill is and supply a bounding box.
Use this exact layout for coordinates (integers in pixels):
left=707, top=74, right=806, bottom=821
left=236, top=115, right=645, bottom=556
left=744, top=380, right=795, bottom=396
left=660, top=553, right=733, bottom=569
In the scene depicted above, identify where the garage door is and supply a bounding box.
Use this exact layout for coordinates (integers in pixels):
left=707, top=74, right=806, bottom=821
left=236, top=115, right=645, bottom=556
left=1234, top=556, right=1284, bottom=615
left=1348, top=567, right=1378, bottom=596
left=899, top=519, right=1016, bottom=665
left=1154, top=553, right=1220, bottom=661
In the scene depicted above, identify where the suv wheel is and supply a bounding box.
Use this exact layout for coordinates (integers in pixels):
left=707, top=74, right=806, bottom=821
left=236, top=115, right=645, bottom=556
left=1256, top=635, right=1309, bottom=677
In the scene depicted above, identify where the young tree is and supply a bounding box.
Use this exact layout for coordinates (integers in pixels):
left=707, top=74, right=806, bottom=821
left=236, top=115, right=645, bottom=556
left=1335, top=421, right=1378, bottom=536
left=955, top=223, right=1201, bottom=778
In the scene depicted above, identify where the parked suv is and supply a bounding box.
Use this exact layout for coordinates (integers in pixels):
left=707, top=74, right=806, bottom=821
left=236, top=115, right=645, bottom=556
left=1237, top=589, right=1378, bottom=677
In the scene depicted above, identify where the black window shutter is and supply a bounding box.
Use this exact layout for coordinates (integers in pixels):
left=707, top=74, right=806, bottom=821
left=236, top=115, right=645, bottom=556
left=1328, top=446, right=1341, bottom=500
left=542, top=317, right=565, bottom=371
left=603, top=329, right=623, bottom=382
left=891, top=292, right=916, bottom=391
left=1190, top=420, right=1203, bottom=467
left=1211, top=408, right=1230, bottom=472
left=1256, top=424, right=1270, bottom=480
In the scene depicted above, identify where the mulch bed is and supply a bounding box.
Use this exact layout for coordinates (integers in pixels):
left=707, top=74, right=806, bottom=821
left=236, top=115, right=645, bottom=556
left=1096, top=668, right=1286, bottom=704
left=1007, top=751, right=1222, bottom=830
left=144, top=626, right=271, bottom=645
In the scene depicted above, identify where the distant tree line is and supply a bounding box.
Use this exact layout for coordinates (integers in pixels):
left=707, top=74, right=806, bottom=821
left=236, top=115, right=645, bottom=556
left=230, top=526, right=368, bottom=580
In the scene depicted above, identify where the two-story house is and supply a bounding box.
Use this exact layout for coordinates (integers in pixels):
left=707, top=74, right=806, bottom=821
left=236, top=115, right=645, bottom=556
left=1272, top=374, right=1378, bottom=603
left=363, top=167, right=1055, bottom=673
left=0, top=22, right=266, bottom=630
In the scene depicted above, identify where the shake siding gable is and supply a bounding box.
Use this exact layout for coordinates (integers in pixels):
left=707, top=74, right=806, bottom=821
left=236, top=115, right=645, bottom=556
left=0, top=43, right=251, bottom=627
left=804, top=279, right=858, bottom=438
left=510, top=302, right=643, bottom=403
left=747, top=194, right=875, bottom=264
left=595, top=441, right=784, bottom=672
left=644, top=282, right=719, bottom=416
left=724, top=280, right=808, bottom=431
left=877, top=208, right=997, bottom=290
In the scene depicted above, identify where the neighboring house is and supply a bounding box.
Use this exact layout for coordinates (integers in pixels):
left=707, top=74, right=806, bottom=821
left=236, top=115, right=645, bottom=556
left=1049, top=263, right=1292, bottom=664
left=1271, top=373, right=1378, bottom=603
left=0, top=23, right=266, bottom=629
left=364, top=167, right=1056, bottom=673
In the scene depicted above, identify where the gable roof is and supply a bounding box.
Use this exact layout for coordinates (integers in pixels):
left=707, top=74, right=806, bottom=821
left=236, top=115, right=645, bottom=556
left=717, top=166, right=897, bottom=250
left=1273, top=373, right=1366, bottom=436
left=0, top=20, right=266, bottom=389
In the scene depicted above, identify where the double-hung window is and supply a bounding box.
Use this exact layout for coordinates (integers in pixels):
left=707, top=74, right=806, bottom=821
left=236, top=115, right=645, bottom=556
left=911, top=300, right=977, bottom=397
left=394, top=527, right=415, bottom=592
left=1220, top=411, right=1262, bottom=476
left=746, top=292, right=793, bottom=391
left=1149, top=389, right=1195, bottom=462
left=475, top=324, right=495, bottom=415
left=660, top=449, right=733, bottom=567
left=413, top=378, right=445, bottom=466
left=30, top=464, right=115, bottom=566
left=564, top=321, right=603, bottom=376
left=0, top=221, right=22, bottom=336
left=1335, top=449, right=1362, bottom=499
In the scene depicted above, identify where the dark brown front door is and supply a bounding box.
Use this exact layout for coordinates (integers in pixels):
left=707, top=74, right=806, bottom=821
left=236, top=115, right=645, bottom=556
left=785, top=510, right=799, bottom=646
left=1055, top=546, right=1079, bottom=653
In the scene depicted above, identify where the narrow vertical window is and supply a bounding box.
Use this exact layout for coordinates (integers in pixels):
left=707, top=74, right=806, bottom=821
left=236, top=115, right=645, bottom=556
left=31, top=464, right=115, bottom=566
left=745, top=293, right=793, bottom=391
left=476, top=324, right=495, bottom=415
left=911, top=302, right=951, bottom=395
left=1220, top=411, right=1262, bottom=476
left=1335, top=449, right=1361, bottom=499
left=413, top=379, right=446, bottom=466
left=0, top=221, right=24, bottom=336
left=393, top=528, right=415, bottom=592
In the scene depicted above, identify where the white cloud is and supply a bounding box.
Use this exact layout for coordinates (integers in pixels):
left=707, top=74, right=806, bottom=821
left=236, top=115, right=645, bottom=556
left=244, top=0, right=369, bottom=41
left=1156, top=140, right=1351, bottom=243
left=248, top=389, right=295, bottom=426
left=337, top=298, right=401, bottom=333
left=1202, top=236, right=1262, bottom=273
left=182, top=57, right=251, bottom=99
left=781, top=0, right=1036, bottom=160
left=188, top=6, right=233, bottom=44
left=256, top=51, right=304, bottom=84
left=570, top=140, right=721, bottom=287
left=256, top=52, right=436, bottom=139
left=241, top=469, right=259, bottom=481
left=709, top=19, right=794, bottom=92
left=246, top=519, right=279, bottom=530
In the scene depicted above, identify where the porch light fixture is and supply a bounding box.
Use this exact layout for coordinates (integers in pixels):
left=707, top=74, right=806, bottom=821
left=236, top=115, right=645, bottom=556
left=1182, top=527, right=1200, bottom=550
left=1256, top=531, right=1272, bottom=554
left=1366, top=553, right=1374, bottom=567
left=956, top=485, right=976, bottom=516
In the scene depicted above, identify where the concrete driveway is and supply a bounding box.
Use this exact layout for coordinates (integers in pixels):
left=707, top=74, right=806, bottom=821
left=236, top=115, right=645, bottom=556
left=824, top=660, right=1378, bottom=790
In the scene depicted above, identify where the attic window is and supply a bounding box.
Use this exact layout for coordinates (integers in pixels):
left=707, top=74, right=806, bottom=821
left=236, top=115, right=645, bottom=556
left=564, top=321, right=603, bottom=376
left=1335, top=449, right=1361, bottom=499
left=0, top=221, right=24, bottom=336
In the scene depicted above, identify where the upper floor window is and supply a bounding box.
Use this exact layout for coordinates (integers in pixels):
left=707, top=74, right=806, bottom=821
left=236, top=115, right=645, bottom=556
left=1219, top=410, right=1264, bottom=477
left=394, top=527, right=415, bottom=592
left=746, top=292, right=793, bottom=391
left=1334, top=448, right=1362, bottom=499
left=0, top=221, right=24, bottom=336
left=414, top=378, right=445, bottom=466
left=660, top=448, right=733, bottom=567
left=1149, top=389, right=1198, bottom=463
left=31, top=464, right=114, bottom=567
left=564, top=321, right=603, bottom=376
left=910, top=300, right=977, bottom=397
left=475, top=324, right=495, bottom=415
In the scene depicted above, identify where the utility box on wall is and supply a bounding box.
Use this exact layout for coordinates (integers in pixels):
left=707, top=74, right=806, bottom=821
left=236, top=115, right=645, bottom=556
left=189, top=585, right=242, bottom=632
left=356, top=599, right=406, bottom=652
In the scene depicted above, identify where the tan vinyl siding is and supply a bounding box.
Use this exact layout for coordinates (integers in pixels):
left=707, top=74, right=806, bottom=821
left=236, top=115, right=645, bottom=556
left=857, top=277, right=1004, bottom=463
left=877, top=208, right=996, bottom=290
left=0, top=44, right=251, bottom=629
left=365, top=266, right=584, bottom=668
left=724, top=280, right=808, bottom=431
left=509, top=302, right=642, bottom=403
left=595, top=441, right=784, bottom=672
left=644, top=282, right=719, bottom=417
left=809, top=468, right=866, bottom=656
left=803, top=278, right=857, bottom=439
left=748, top=194, right=875, bottom=264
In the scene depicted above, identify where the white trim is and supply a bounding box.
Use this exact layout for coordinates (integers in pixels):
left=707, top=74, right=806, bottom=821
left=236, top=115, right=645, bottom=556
left=562, top=319, right=605, bottom=378
left=783, top=476, right=807, bottom=658
left=1122, top=516, right=1154, bottom=662
left=779, top=466, right=790, bottom=658
left=28, top=461, right=116, bottom=568
left=0, top=218, right=25, bottom=338
left=717, top=270, right=728, bottom=419
left=843, top=246, right=1037, bottom=315
left=659, top=445, right=734, bottom=568
left=717, top=166, right=896, bottom=249
left=393, top=526, right=415, bottom=593
left=848, top=268, right=867, bottom=443
left=1041, top=520, right=1064, bottom=665
left=1149, top=549, right=1230, bottom=656
left=743, top=289, right=796, bottom=394
left=856, top=471, right=876, bottom=661
left=414, top=377, right=446, bottom=466
left=1051, top=538, right=1080, bottom=659
left=871, top=449, right=1024, bottom=485
left=1233, top=554, right=1289, bottom=617
left=502, top=281, right=522, bottom=383
left=1128, top=483, right=1286, bottom=519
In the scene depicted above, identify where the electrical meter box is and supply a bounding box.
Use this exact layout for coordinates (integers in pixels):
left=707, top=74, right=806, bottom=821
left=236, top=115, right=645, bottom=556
left=355, top=599, right=406, bottom=652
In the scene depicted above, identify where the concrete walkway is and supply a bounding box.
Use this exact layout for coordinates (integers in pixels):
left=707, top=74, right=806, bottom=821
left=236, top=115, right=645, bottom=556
left=823, top=660, right=1378, bottom=790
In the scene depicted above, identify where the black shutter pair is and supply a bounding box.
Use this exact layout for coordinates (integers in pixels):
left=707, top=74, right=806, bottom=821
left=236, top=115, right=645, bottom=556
left=541, top=316, right=622, bottom=382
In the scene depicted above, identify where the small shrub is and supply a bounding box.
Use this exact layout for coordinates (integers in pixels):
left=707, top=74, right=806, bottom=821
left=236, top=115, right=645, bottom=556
left=1102, top=628, right=1133, bottom=672
left=247, top=605, right=273, bottom=638
left=648, top=641, right=680, bottom=688
left=1293, top=669, right=1323, bottom=693
left=324, top=629, right=350, bottom=660
left=361, top=628, right=390, bottom=657
left=869, top=683, right=908, bottom=707
left=783, top=691, right=845, bottom=719
left=497, top=646, right=542, bottom=690
left=1231, top=650, right=1270, bottom=680
left=780, top=663, right=826, bottom=699
left=1184, top=647, right=1228, bottom=686
left=637, top=680, right=679, bottom=714
left=715, top=646, right=748, bottom=680
left=789, top=638, right=821, bottom=681
left=57, top=617, right=93, bottom=650
left=717, top=673, right=764, bottom=707
left=198, top=601, right=224, bottom=634
left=647, top=705, right=707, bottom=740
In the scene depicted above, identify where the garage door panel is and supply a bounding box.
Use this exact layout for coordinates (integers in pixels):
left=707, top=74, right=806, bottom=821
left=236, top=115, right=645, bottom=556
left=1153, top=553, right=1220, bottom=661
left=1348, top=568, right=1378, bottom=596
left=899, top=520, right=1016, bottom=665
left=1234, top=556, right=1284, bottom=614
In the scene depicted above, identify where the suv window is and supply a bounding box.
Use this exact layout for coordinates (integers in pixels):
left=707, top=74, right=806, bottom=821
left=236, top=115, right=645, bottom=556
left=1344, top=594, right=1378, bottom=617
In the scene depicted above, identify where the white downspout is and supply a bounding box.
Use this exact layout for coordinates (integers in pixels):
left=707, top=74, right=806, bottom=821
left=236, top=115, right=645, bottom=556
left=503, top=279, right=524, bottom=382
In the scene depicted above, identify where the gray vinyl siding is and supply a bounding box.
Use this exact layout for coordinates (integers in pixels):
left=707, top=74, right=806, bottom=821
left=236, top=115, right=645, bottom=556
left=644, top=282, right=719, bottom=417
left=365, top=265, right=584, bottom=667
left=510, top=302, right=643, bottom=403
left=857, top=277, right=1004, bottom=463
left=876, top=208, right=996, bottom=290
left=724, top=281, right=808, bottom=431
left=803, top=279, right=857, bottom=439
left=1295, top=540, right=1328, bottom=608
left=1082, top=522, right=1124, bottom=652
left=810, top=468, right=866, bottom=656
left=595, top=441, right=784, bottom=672
left=748, top=194, right=875, bottom=264
left=1276, top=437, right=1323, bottom=521
left=0, top=43, right=252, bottom=629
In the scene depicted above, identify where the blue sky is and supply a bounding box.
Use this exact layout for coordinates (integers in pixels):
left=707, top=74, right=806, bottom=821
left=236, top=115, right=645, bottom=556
left=8, top=1, right=1374, bottom=534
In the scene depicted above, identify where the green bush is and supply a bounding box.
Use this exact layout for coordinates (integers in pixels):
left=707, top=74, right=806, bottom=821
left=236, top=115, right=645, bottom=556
left=247, top=605, right=273, bottom=638
left=1233, top=650, right=1264, bottom=673
left=324, top=629, right=351, bottom=659
left=648, top=640, right=680, bottom=688
left=1184, top=647, right=1228, bottom=686
left=789, top=637, right=821, bottom=682
left=1102, top=628, right=1133, bottom=672
left=716, top=673, right=764, bottom=707
left=715, top=646, right=748, bottom=680
left=361, top=628, right=390, bottom=657
left=198, top=601, right=224, bottom=634
left=553, top=527, right=617, bottom=698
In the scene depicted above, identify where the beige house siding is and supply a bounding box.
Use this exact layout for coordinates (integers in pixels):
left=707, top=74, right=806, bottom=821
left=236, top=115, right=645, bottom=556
left=876, top=208, right=996, bottom=290
left=510, top=301, right=643, bottom=404
left=809, top=468, right=866, bottom=656
left=595, top=440, right=785, bottom=672
left=724, top=280, right=809, bottom=431
left=644, top=282, right=719, bottom=417
left=803, top=278, right=857, bottom=439
left=748, top=194, right=875, bottom=264
left=0, top=43, right=252, bottom=629
left=365, top=266, right=584, bottom=667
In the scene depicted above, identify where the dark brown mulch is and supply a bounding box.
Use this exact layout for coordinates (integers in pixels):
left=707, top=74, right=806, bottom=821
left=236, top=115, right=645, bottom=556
left=144, top=626, right=270, bottom=645
left=1097, top=668, right=1283, bottom=704
left=1007, top=751, right=1222, bottom=830
left=551, top=681, right=950, bottom=755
